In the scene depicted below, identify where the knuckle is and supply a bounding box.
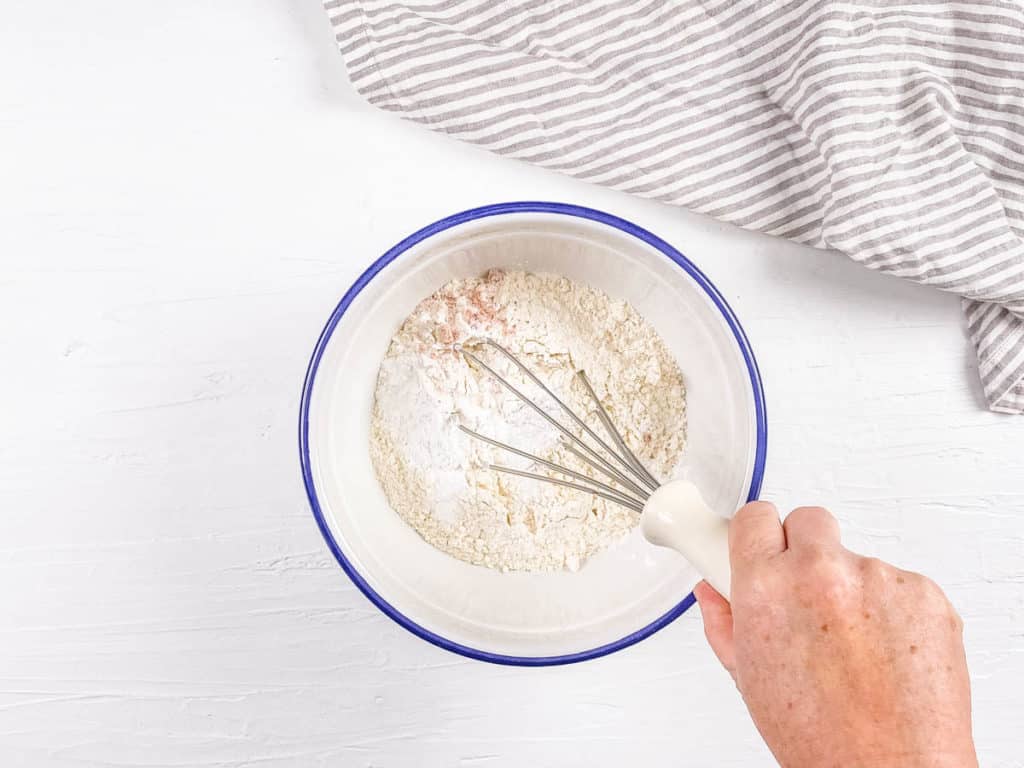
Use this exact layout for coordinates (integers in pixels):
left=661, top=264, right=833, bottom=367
left=783, top=507, right=841, bottom=553
left=923, top=585, right=962, bottom=628
left=916, top=575, right=953, bottom=605
left=787, top=552, right=857, bottom=606
left=735, top=500, right=778, bottom=524
left=736, top=569, right=779, bottom=603
left=802, top=546, right=842, bottom=575
left=858, top=556, right=890, bottom=579
left=950, top=608, right=965, bottom=632
left=892, top=568, right=943, bottom=597
left=736, top=531, right=780, bottom=557
left=815, top=565, right=857, bottom=606
left=788, top=505, right=833, bottom=524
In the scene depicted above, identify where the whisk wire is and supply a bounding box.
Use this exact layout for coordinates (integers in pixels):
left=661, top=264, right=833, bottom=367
left=558, top=439, right=649, bottom=500
left=459, top=346, right=639, bottom=490
left=487, top=465, right=645, bottom=514
left=456, top=340, right=662, bottom=514
left=469, top=340, right=654, bottom=490
left=576, top=370, right=660, bottom=490
left=459, top=425, right=645, bottom=507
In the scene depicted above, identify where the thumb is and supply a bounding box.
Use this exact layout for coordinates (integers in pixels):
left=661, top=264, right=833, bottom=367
left=694, top=580, right=736, bottom=676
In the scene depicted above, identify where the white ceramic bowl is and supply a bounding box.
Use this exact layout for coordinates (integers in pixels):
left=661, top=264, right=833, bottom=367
left=300, top=202, right=766, bottom=665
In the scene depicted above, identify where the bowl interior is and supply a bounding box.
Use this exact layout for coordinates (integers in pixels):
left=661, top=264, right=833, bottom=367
left=305, top=210, right=762, bottom=660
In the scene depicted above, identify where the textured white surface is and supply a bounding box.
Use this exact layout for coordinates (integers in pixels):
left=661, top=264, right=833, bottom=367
left=1, top=2, right=1022, bottom=766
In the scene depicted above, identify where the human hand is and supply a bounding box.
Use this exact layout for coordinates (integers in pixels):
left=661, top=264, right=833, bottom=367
left=693, top=502, right=976, bottom=768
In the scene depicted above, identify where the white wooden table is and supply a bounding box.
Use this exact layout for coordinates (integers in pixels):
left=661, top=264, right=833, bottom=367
left=2, top=2, right=1022, bottom=766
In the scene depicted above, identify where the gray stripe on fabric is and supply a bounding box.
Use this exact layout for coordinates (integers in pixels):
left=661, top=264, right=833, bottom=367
left=978, top=313, right=1024, bottom=357
left=347, top=0, right=672, bottom=81
left=825, top=188, right=996, bottom=254
left=968, top=301, right=1005, bottom=337
left=358, top=7, right=832, bottom=114
left=343, top=0, right=673, bottom=72
left=329, top=0, right=1024, bottom=412
left=358, top=1, right=843, bottom=108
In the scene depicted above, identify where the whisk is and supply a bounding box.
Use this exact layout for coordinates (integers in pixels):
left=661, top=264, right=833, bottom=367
left=456, top=337, right=734, bottom=599
left=456, top=338, right=659, bottom=514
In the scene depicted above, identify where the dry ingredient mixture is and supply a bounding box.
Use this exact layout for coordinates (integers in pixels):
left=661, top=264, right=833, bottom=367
left=369, top=270, right=687, bottom=572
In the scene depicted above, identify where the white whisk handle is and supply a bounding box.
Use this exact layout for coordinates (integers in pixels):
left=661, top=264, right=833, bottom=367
left=640, top=480, right=732, bottom=601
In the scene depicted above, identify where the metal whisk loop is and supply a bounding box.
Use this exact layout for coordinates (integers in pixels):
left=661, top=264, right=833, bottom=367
left=460, top=340, right=657, bottom=492
left=459, top=425, right=645, bottom=510
left=476, top=340, right=658, bottom=492
left=458, top=345, right=638, bottom=493
left=487, top=465, right=644, bottom=514
left=456, top=339, right=661, bottom=513
left=575, top=370, right=660, bottom=489
left=557, top=440, right=648, bottom=500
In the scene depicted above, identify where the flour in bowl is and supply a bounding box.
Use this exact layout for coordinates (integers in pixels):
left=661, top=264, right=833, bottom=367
left=369, top=270, right=686, bottom=572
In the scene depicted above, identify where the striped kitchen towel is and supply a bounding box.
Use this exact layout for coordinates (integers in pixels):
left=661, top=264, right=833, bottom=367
left=325, top=0, right=1024, bottom=414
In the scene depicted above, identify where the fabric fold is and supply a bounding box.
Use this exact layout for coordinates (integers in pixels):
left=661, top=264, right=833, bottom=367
left=326, top=0, right=1024, bottom=412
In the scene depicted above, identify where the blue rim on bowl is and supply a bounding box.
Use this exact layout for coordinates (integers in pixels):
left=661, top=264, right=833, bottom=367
left=299, top=201, right=767, bottom=666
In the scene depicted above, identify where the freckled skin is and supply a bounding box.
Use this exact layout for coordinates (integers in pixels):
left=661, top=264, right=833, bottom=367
left=694, top=503, right=977, bottom=768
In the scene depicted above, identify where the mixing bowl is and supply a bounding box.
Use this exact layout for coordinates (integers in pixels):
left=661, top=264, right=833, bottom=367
left=300, top=202, right=766, bottom=665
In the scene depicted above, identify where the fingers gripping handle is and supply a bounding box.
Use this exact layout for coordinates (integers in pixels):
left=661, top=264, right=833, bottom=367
left=640, top=480, right=732, bottom=600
